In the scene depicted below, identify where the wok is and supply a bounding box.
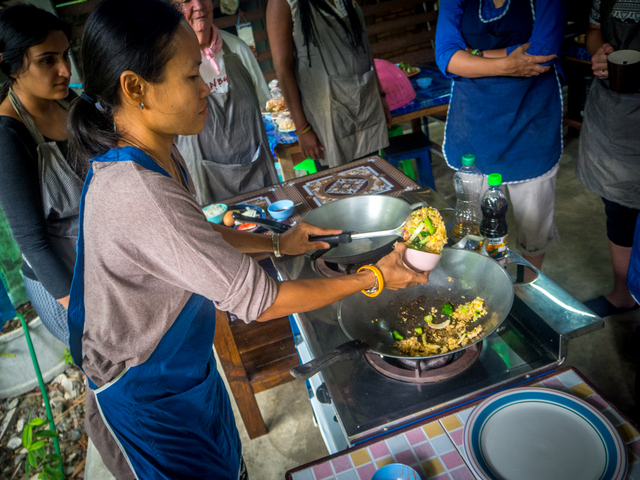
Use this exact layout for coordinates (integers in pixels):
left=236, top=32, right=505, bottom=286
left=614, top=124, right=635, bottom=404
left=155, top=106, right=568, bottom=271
left=290, top=248, right=514, bottom=380
left=300, top=195, right=425, bottom=264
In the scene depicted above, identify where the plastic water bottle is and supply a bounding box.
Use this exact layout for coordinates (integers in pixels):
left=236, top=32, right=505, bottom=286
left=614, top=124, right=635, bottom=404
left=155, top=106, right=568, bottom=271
left=452, top=154, right=483, bottom=238
left=480, top=173, right=509, bottom=259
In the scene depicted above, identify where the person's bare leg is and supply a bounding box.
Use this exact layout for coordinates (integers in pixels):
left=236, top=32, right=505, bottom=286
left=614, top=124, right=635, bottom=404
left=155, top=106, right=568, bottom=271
left=605, top=241, right=635, bottom=309
left=522, top=253, right=544, bottom=282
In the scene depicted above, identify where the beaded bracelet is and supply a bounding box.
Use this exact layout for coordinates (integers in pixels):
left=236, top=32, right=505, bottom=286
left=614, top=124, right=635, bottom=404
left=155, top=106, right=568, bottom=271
left=297, top=124, right=313, bottom=136
left=357, top=265, right=384, bottom=297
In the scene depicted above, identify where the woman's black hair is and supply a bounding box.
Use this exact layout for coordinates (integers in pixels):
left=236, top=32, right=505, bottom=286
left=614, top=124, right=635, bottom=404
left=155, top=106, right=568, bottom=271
left=67, top=0, right=183, bottom=167
left=299, top=0, right=365, bottom=63
left=0, top=5, right=71, bottom=100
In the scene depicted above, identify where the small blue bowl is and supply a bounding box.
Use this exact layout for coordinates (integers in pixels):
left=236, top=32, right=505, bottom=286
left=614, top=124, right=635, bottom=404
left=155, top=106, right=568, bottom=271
left=416, top=77, right=433, bottom=89
left=268, top=200, right=295, bottom=221
left=203, top=203, right=228, bottom=224
left=372, top=464, right=421, bottom=480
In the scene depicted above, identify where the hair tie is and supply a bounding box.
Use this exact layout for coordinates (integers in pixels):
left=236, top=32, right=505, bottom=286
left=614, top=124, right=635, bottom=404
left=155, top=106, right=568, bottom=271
left=80, top=91, right=106, bottom=114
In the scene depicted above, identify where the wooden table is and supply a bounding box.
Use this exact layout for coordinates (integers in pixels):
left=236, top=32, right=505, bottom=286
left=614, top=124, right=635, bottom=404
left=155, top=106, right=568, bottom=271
left=214, top=156, right=421, bottom=439
left=274, top=103, right=449, bottom=182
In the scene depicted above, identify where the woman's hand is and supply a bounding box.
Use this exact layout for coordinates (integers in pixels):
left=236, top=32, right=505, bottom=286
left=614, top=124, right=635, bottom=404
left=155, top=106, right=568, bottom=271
left=591, top=43, right=614, bottom=78
left=375, top=243, right=430, bottom=290
left=381, top=96, right=392, bottom=128
left=503, top=43, right=556, bottom=77
left=298, top=130, right=324, bottom=162
left=279, top=221, right=342, bottom=256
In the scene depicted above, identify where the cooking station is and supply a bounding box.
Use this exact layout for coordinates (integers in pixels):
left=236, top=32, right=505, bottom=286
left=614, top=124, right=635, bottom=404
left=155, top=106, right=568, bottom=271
left=273, top=187, right=604, bottom=454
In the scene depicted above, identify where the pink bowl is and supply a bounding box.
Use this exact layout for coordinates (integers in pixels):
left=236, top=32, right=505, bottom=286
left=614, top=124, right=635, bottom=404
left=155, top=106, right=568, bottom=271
left=404, top=247, right=442, bottom=272
left=374, top=59, right=416, bottom=111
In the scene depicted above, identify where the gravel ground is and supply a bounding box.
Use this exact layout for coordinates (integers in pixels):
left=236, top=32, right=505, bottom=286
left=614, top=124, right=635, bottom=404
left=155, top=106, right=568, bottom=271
left=0, top=367, right=88, bottom=480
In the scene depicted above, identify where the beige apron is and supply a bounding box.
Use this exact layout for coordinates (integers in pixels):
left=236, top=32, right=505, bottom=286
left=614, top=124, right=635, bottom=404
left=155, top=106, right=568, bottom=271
left=176, top=42, right=278, bottom=206
left=291, top=0, right=389, bottom=167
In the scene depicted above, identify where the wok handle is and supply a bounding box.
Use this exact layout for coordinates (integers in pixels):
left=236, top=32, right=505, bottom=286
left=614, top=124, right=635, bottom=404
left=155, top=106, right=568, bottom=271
left=308, top=232, right=353, bottom=244
left=290, top=340, right=369, bottom=380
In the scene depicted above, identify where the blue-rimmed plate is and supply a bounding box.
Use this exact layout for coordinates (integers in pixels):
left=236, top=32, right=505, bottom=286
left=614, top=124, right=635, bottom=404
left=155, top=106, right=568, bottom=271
left=464, top=388, right=627, bottom=480
left=228, top=204, right=266, bottom=233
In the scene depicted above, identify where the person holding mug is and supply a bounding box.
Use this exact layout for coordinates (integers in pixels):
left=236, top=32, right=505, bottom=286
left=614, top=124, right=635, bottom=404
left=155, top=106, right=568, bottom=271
left=576, top=0, right=640, bottom=317
left=67, top=0, right=428, bottom=477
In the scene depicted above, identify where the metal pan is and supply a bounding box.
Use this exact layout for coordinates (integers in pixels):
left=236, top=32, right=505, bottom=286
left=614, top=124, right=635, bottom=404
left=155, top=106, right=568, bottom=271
left=299, top=196, right=425, bottom=264
left=290, top=248, right=514, bottom=380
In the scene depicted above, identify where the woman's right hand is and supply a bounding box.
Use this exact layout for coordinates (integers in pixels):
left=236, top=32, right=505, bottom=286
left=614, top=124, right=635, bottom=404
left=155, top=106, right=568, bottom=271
left=503, top=43, right=556, bottom=77
left=375, top=243, right=430, bottom=290
left=299, top=130, right=324, bottom=161
left=591, top=43, right=614, bottom=78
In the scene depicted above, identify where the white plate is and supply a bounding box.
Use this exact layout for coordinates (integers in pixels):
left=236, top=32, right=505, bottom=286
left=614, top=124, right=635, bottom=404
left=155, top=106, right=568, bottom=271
left=464, top=387, right=627, bottom=480
left=278, top=127, right=296, bottom=133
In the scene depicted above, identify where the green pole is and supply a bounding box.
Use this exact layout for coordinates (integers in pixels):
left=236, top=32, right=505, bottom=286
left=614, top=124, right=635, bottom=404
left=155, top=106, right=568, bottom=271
left=18, top=313, right=64, bottom=473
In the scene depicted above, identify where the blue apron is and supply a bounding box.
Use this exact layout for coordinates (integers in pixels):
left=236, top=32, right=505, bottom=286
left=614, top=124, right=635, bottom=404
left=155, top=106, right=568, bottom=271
left=67, top=147, right=241, bottom=479
left=443, top=0, right=563, bottom=183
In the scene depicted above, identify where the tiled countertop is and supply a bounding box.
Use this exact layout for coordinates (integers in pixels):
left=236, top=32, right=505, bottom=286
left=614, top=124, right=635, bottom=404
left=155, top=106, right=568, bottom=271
left=286, top=367, right=640, bottom=480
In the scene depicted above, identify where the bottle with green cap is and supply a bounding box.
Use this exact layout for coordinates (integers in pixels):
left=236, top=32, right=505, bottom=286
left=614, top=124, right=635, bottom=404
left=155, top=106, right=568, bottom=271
left=453, top=154, right=483, bottom=238
left=480, top=173, right=509, bottom=259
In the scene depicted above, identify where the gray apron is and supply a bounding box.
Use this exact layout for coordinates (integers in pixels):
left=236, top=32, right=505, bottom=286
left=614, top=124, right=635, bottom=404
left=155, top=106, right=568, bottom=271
left=8, top=89, right=81, bottom=277
left=291, top=0, right=389, bottom=167
left=576, top=5, right=640, bottom=209
left=176, top=42, right=278, bottom=206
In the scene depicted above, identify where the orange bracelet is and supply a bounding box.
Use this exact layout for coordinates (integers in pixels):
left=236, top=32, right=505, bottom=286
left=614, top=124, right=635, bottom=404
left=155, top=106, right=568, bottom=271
left=357, top=265, right=384, bottom=297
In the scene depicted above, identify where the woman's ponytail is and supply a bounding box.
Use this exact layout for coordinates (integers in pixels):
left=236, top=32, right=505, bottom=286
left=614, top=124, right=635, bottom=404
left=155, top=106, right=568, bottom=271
left=67, top=0, right=182, bottom=166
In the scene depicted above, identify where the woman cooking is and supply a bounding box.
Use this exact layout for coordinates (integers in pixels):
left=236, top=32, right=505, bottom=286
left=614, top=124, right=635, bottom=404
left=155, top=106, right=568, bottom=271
left=0, top=5, right=82, bottom=344
left=175, top=0, right=278, bottom=205
left=435, top=0, right=569, bottom=271
left=67, top=0, right=428, bottom=477
left=267, top=0, right=391, bottom=166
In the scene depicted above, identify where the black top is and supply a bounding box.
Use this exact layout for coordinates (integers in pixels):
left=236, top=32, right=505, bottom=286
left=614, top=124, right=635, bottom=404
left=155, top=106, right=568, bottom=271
left=0, top=114, right=74, bottom=299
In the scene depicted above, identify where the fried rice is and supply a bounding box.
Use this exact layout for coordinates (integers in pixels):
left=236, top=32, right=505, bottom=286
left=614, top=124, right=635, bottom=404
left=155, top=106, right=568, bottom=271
left=403, top=207, right=447, bottom=254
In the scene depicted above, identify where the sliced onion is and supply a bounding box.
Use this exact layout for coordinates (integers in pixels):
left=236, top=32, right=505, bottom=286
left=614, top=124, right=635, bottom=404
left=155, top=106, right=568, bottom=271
left=408, top=223, right=424, bottom=243
left=427, top=319, right=451, bottom=330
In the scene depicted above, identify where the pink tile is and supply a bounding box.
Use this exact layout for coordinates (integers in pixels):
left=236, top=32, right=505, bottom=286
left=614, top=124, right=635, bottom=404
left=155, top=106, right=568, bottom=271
left=450, top=467, right=476, bottom=480
left=432, top=474, right=452, bottom=480
left=414, top=442, right=436, bottom=461
left=541, top=377, right=565, bottom=390
left=369, top=441, right=390, bottom=459
left=313, top=463, right=333, bottom=479
left=450, top=428, right=464, bottom=446
left=332, top=456, right=352, bottom=473
left=630, top=439, right=640, bottom=457
left=405, top=428, right=427, bottom=445
left=585, top=395, right=608, bottom=411
left=441, top=450, right=464, bottom=470
left=395, top=449, right=416, bottom=466
left=357, top=463, right=376, bottom=480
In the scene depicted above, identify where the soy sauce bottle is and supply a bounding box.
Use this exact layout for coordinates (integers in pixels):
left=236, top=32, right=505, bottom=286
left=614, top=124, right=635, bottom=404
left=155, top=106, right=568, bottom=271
left=480, top=173, right=509, bottom=259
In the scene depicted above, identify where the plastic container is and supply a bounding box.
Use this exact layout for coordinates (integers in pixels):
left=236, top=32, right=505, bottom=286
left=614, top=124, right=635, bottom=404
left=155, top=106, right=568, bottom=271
left=453, top=154, right=483, bottom=238
left=480, top=173, right=509, bottom=259
left=203, top=203, right=228, bottom=224
left=372, top=464, right=420, bottom=480
left=373, top=59, right=416, bottom=111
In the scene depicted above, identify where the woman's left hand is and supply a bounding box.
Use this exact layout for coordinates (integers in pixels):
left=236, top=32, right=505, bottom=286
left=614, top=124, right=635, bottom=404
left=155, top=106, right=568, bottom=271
left=381, top=96, right=392, bottom=128
left=279, top=221, right=342, bottom=256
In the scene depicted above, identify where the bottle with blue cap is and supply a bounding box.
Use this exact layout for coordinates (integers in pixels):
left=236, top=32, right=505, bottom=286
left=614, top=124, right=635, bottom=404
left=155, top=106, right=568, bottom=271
left=480, top=173, right=509, bottom=259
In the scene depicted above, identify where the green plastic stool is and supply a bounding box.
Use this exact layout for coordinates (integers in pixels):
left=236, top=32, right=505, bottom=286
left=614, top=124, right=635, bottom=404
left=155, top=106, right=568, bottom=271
left=294, top=158, right=319, bottom=176
left=384, top=125, right=417, bottom=181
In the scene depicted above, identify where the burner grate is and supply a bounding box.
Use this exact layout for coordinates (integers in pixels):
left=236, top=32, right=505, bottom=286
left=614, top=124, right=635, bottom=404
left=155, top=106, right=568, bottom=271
left=365, top=344, right=481, bottom=384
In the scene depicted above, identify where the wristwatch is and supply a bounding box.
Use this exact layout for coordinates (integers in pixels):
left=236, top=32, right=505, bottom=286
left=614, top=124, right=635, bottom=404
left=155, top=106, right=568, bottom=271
left=471, top=49, right=484, bottom=57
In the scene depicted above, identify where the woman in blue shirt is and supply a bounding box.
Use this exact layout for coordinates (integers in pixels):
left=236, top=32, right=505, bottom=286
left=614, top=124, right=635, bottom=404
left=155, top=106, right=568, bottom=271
left=435, top=0, right=568, bottom=270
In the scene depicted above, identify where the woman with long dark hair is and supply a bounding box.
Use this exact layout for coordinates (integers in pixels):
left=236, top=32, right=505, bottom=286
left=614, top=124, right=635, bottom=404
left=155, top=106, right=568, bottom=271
left=67, top=0, right=427, bottom=477
left=267, top=0, right=391, bottom=166
left=0, top=5, right=81, bottom=344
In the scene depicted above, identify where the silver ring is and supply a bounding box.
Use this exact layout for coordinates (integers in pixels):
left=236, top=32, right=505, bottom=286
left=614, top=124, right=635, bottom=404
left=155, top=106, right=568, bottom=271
left=601, top=69, right=606, bottom=76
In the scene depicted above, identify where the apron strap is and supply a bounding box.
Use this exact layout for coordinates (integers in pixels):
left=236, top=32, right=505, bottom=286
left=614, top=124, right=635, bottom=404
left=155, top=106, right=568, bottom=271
left=8, top=88, right=69, bottom=146
left=67, top=147, right=177, bottom=371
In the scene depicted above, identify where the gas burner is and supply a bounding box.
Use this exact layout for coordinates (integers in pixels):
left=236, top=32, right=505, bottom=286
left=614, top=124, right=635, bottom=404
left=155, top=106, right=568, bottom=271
left=313, top=259, right=366, bottom=277
left=365, top=344, right=481, bottom=384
